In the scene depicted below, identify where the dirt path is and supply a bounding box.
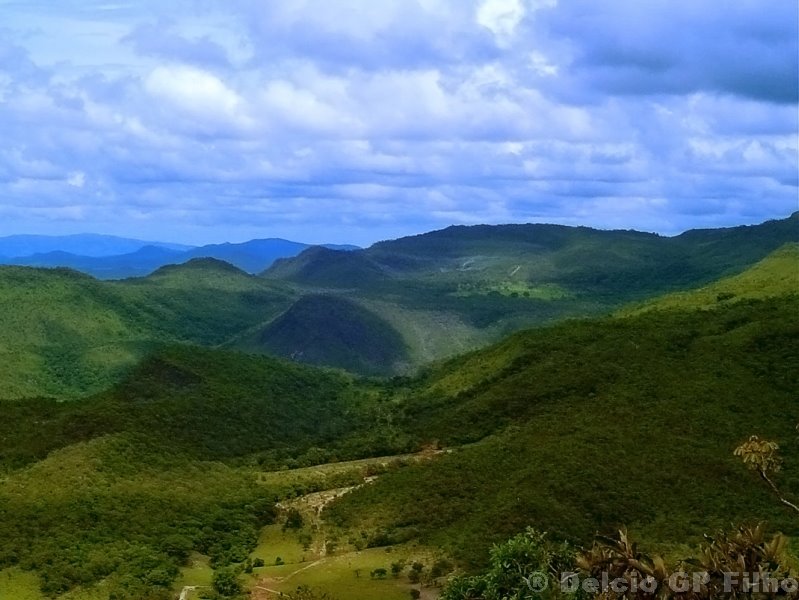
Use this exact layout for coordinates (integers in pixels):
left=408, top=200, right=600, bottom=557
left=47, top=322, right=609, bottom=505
left=283, top=557, right=327, bottom=581
left=178, top=585, right=208, bottom=600
left=186, top=448, right=450, bottom=599
left=252, top=585, right=281, bottom=599
left=278, top=483, right=368, bottom=557
left=251, top=558, right=328, bottom=599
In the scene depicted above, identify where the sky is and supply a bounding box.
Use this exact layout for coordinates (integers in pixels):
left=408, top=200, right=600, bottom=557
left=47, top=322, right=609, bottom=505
left=0, top=0, right=796, bottom=246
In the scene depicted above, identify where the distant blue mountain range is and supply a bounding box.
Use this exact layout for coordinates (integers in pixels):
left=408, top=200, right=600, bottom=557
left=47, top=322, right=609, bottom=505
left=0, top=234, right=358, bottom=279
left=0, top=233, right=192, bottom=258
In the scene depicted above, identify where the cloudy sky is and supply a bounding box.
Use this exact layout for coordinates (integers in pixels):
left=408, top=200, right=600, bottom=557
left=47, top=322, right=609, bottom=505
left=0, top=0, right=796, bottom=245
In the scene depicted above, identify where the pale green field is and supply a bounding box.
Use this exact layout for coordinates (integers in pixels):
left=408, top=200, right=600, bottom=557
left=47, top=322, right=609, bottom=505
left=252, top=524, right=311, bottom=566
left=258, top=453, right=411, bottom=487
left=247, top=545, right=441, bottom=600
left=173, top=553, right=214, bottom=598
left=256, top=451, right=433, bottom=500
left=0, top=569, right=41, bottom=600
left=0, top=569, right=107, bottom=600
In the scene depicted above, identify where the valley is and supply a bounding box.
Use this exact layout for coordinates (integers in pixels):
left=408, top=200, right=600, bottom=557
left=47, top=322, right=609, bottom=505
left=2, top=0, right=796, bottom=597
left=1, top=215, right=796, bottom=399
left=0, top=216, right=796, bottom=600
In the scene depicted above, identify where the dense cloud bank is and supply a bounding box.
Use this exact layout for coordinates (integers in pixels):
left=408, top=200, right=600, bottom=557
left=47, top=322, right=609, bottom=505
left=0, top=0, right=796, bottom=244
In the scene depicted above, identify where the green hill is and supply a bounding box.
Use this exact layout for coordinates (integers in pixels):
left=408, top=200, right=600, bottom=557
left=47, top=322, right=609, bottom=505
left=620, top=242, right=799, bottom=314
left=1, top=267, right=797, bottom=597
left=0, top=260, right=295, bottom=399
left=262, top=213, right=799, bottom=374
left=0, top=345, right=377, bottom=598
left=266, top=245, right=388, bottom=287
left=267, top=214, right=798, bottom=294
left=237, top=294, right=410, bottom=376
left=327, top=293, right=799, bottom=567
left=673, top=211, right=799, bottom=277
left=0, top=344, right=369, bottom=468
left=2, top=216, right=794, bottom=395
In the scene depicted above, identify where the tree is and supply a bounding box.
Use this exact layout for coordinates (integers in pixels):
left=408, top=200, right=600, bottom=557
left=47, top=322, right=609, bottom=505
left=441, top=528, right=576, bottom=600
left=734, top=435, right=799, bottom=514
left=161, top=533, right=193, bottom=564
left=299, top=531, right=313, bottom=550
left=409, top=561, right=427, bottom=584
left=391, top=561, right=405, bottom=577
left=212, top=567, right=241, bottom=597
left=431, top=558, right=454, bottom=579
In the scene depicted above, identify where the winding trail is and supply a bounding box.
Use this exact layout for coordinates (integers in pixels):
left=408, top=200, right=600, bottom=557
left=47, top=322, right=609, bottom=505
left=252, top=559, right=328, bottom=599
left=182, top=449, right=450, bottom=599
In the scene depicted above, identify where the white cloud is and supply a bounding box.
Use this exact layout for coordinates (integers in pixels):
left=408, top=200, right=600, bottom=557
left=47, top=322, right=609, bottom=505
left=258, top=79, right=360, bottom=136
left=67, top=171, right=86, bottom=187
left=144, top=65, right=249, bottom=133
left=476, top=0, right=525, bottom=45
left=0, top=0, right=794, bottom=243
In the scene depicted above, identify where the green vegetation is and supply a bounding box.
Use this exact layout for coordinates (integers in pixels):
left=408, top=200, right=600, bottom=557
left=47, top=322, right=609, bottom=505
left=327, top=295, right=799, bottom=567
left=0, top=434, right=273, bottom=599
left=621, top=242, right=799, bottom=314
left=262, top=213, right=798, bottom=374
left=453, top=281, right=571, bottom=300
left=0, top=216, right=797, bottom=599
left=441, top=525, right=799, bottom=600
left=0, top=348, right=378, bottom=598
left=0, top=345, right=376, bottom=469
left=0, top=259, right=295, bottom=399
left=237, top=294, right=410, bottom=376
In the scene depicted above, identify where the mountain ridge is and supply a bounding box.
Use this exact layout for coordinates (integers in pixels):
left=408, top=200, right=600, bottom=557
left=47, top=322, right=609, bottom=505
left=2, top=213, right=796, bottom=395
left=0, top=241, right=797, bottom=598
left=0, top=236, right=360, bottom=279
left=0, top=233, right=192, bottom=257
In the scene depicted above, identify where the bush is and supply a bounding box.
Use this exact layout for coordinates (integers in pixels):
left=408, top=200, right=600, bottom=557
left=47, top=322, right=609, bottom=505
left=212, top=567, right=242, bottom=597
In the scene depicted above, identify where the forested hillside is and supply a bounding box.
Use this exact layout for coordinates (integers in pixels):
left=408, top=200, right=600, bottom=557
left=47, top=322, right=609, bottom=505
left=0, top=347, right=378, bottom=599
left=259, top=213, right=799, bottom=374
left=1, top=215, right=794, bottom=397
left=0, top=259, right=295, bottom=398
left=326, top=274, right=799, bottom=566
left=1, top=247, right=796, bottom=598
left=235, top=294, right=410, bottom=375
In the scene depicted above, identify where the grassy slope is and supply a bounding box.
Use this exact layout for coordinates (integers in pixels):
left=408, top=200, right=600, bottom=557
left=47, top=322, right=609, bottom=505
left=261, top=213, right=798, bottom=375
left=620, top=242, right=799, bottom=314
left=0, top=259, right=295, bottom=399
left=327, top=264, right=799, bottom=567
